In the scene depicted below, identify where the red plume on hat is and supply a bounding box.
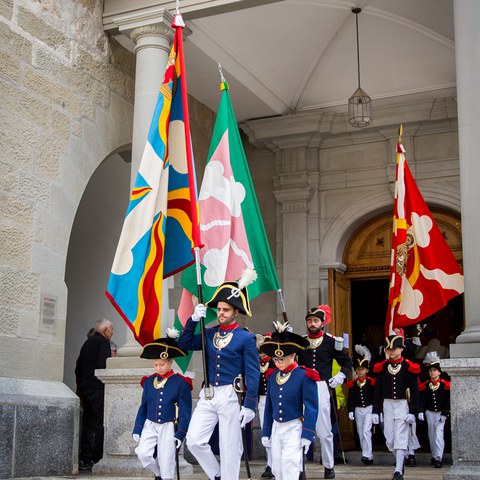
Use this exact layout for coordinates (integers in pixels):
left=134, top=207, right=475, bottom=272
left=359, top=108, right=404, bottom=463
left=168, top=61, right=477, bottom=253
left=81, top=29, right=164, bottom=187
left=306, top=304, right=331, bottom=326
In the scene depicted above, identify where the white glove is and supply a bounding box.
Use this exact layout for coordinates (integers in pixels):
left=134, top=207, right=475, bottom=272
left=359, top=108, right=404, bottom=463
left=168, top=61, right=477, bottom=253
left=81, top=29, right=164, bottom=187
left=418, top=412, right=425, bottom=421
left=132, top=433, right=140, bottom=443
left=406, top=414, right=416, bottom=425
left=372, top=414, right=379, bottom=425
left=301, top=438, right=311, bottom=453
left=174, top=438, right=182, bottom=449
left=328, top=371, right=346, bottom=389
left=239, top=406, right=255, bottom=428
left=439, top=415, right=447, bottom=424
left=191, top=303, right=207, bottom=322
left=412, top=336, right=422, bottom=346
left=379, top=412, right=384, bottom=423
left=348, top=411, right=355, bottom=421
left=261, top=436, right=271, bottom=447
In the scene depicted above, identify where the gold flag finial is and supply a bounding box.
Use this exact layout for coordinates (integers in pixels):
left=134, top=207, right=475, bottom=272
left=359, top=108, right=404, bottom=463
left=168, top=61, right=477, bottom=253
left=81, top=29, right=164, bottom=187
left=398, top=124, right=403, bottom=143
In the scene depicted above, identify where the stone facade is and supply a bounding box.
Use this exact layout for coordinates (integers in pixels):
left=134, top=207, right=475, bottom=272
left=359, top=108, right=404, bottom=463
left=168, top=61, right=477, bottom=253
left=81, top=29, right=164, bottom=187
left=1, top=0, right=478, bottom=479
left=0, top=1, right=135, bottom=477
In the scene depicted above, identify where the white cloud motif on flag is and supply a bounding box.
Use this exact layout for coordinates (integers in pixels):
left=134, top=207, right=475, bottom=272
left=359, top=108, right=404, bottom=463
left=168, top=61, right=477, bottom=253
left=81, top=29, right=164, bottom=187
left=410, top=212, right=433, bottom=248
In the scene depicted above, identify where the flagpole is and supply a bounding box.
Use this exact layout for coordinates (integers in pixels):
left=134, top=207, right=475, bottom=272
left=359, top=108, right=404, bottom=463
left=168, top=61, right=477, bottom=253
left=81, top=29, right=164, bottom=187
left=276, top=289, right=289, bottom=323
left=173, top=6, right=212, bottom=398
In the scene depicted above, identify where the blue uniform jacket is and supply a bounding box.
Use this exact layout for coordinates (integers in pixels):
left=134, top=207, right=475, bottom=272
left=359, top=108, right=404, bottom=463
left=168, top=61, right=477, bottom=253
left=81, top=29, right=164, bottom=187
left=178, top=319, right=260, bottom=411
left=262, top=365, right=318, bottom=442
left=133, top=373, right=192, bottom=441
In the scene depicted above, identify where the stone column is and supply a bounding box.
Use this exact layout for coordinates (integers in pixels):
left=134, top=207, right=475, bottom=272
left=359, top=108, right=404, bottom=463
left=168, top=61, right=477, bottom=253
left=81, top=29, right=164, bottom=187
left=274, top=147, right=314, bottom=330
left=443, top=2, right=480, bottom=479
left=451, top=0, right=480, bottom=352
left=94, top=10, right=193, bottom=476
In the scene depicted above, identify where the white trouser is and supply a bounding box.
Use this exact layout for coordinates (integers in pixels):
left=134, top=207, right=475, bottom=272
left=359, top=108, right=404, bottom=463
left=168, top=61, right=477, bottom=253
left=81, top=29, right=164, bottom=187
left=315, top=380, right=334, bottom=469
left=383, top=399, right=409, bottom=452
left=354, top=405, right=373, bottom=460
left=271, top=419, right=302, bottom=480
left=258, top=395, right=272, bottom=467
left=426, top=410, right=446, bottom=460
left=135, top=419, right=175, bottom=479
left=186, top=385, right=242, bottom=480
left=382, top=399, right=409, bottom=474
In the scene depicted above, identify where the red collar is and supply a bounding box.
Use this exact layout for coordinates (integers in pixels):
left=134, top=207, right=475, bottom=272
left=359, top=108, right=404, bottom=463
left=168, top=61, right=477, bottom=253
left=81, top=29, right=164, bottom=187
left=159, top=370, right=174, bottom=379
left=389, top=357, right=404, bottom=365
left=219, top=323, right=238, bottom=331
left=282, top=362, right=298, bottom=373
left=308, top=331, right=324, bottom=339
left=430, top=378, right=441, bottom=385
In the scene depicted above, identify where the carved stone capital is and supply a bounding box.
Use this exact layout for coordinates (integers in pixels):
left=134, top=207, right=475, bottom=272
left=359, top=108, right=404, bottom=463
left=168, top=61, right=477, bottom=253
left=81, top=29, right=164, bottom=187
left=130, top=23, right=174, bottom=45
left=274, top=187, right=313, bottom=214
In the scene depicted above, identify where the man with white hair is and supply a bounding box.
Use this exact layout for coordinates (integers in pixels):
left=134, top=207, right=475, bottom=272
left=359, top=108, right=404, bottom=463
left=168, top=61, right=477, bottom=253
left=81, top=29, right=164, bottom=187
left=76, top=318, right=113, bottom=471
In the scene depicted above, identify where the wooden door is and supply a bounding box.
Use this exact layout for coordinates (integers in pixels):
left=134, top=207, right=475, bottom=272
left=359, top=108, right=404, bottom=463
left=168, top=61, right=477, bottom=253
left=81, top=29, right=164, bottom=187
left=328, top=268, right=355, bottom=450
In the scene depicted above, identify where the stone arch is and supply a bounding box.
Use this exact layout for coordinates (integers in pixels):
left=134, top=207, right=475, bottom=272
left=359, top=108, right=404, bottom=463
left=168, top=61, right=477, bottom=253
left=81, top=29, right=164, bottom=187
left=319, top=184, right=461, bottom=268
left=60, top=96, right=134, bottom=390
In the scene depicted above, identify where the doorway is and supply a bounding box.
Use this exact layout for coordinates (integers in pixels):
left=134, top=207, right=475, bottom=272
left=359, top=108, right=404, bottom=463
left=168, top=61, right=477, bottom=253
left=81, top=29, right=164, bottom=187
left=332, top=209, right=464, bottom=452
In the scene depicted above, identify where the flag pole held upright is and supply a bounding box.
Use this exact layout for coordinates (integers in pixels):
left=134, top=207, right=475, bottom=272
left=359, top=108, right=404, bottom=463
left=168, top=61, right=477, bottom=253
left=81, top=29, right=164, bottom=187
left=385, top=124, right=464, bottom=334
left=173, top=11, right=212, bottom=398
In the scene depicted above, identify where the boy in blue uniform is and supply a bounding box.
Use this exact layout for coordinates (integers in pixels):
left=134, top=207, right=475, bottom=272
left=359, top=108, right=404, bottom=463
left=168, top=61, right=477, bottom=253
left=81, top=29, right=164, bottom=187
left=347, top=344, right=375, bottom=465
left=178, top=271, right=259, bottom=480
left=133, top=328, right=193, bottom=480
left=260, top=322, right=319, bottom=480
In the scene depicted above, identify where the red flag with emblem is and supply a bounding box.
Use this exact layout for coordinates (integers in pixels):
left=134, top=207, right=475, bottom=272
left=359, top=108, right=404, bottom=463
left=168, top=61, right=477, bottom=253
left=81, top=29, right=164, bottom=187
left=386, top=139, right=464, bottom=334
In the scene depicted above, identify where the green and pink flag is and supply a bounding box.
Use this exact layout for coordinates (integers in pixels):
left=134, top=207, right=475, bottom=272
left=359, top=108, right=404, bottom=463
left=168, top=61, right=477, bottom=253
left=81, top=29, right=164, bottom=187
left=174, top=80, right=280, bottom=371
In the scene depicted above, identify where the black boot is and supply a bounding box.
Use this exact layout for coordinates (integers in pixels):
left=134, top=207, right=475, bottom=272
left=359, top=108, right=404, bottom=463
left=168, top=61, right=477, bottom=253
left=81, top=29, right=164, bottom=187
left=261, top=465, right=274, bottom=478
left=434, top=459, right=443, bottom=468
left=324, top=467, right=335, bottom=479
left=392, top=472, right=404, bottom=480
left=405, top=454, right=416, bottom=466
left=361, top=456, right=373, bottom=465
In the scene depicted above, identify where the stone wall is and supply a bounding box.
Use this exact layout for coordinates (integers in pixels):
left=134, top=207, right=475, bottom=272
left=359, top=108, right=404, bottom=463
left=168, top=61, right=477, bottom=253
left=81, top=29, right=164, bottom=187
left=0, top=1, right=135, bottom=476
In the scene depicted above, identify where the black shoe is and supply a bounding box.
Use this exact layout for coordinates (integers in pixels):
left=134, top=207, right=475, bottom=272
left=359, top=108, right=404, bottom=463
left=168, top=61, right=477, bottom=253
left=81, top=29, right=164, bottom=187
left=261, top=465, right=274, bottom=478
left=406, top=455, right=416, bottom=466
left=78, top=460, right=94, bottom=472
left=299, top=473, right=304, bottom=480
left=214, top=477, right=221, bottom=480
left=361, top=456, right=373, bottom=465
left=324, top=467, right=335, bottom=479
left=434, top=459, right=443, bottom=468
left=154, top=477, right=162, bottom=480
left=392, top=472, right=404, bottom=480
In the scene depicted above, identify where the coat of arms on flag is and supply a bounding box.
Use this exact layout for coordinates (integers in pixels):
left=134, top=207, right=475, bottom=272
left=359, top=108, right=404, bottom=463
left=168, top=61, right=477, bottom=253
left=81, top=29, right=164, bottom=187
left=386, top=130, right=464, bottom=333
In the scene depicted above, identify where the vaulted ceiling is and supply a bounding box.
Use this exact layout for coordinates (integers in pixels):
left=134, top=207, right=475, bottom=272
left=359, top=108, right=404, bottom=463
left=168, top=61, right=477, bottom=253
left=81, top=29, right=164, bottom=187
left=104, top=0, right=455, bottom=123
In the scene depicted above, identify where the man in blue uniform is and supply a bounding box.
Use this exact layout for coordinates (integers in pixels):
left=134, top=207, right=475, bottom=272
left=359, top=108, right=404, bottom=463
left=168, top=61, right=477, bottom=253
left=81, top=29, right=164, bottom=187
left=297, top=305, right=352, bottom=479
left=260, top=322, right=319, bottom=480
left=132, top=329, right=192, bottom=480
left=178, top=276, right=260, bottom=480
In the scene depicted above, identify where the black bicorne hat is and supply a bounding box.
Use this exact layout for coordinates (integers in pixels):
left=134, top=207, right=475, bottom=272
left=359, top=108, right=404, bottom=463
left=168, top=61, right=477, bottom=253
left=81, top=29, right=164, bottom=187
left=384, top=334, right=405, bottom=350
left=205, top=269, right=257, bottom=316
left=140, top=328, right=187, bottom=359
left=259, top=322, right=310, bottom=358
left=353, top=344, right=372, bottom=368
left=423, top=351, right=442, bottom=372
